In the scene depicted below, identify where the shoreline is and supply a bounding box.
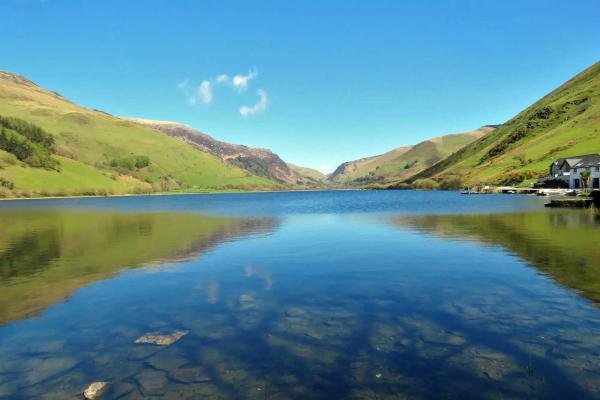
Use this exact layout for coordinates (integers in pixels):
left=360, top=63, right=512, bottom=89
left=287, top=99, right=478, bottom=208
left=0, top=187, right=363, bottom=202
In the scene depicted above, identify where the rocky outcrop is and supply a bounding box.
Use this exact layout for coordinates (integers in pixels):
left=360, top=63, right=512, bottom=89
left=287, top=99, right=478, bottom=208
left=126, top=118, right=315, bottom=185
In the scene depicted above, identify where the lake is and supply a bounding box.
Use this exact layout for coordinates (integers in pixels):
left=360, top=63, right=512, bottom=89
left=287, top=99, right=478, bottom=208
left=0, top=190, right=599, bottom=399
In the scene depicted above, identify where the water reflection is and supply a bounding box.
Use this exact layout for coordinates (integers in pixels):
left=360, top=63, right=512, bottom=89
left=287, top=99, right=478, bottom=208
left=0, top=208, right=599, bottom=399
left=386, top=210, right=600, bottom=305
left=0, top=210, right=278, bottom=325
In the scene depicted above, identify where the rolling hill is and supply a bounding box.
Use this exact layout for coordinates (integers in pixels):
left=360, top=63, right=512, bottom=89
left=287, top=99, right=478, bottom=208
left=287, top=163, right=326, bottom=184
left=126, top=118, right=321, bottom=186
left=0, top=71, right=285, bottom=197
left=329, top=127, right=493, bottom=185
left=405, top=61, right=600, bottom=187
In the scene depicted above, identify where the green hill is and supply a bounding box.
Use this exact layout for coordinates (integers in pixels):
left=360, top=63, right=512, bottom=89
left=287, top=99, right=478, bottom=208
left=126, top=118, right=321, bottom=186
left=0, top=71, right=279, bottom=198
left=329, top=127, right=492, bottom=185
left=405, top=61, right=600, bottom=187
left=287, top=163, right=326, bottom=184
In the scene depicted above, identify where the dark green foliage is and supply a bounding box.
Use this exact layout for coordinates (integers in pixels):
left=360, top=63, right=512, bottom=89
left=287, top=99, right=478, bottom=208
left=403, top=160, right=418, bottom=169
left=0, top=177, right=15, bottom=190
left=0, top=129, right=34, bottom=160
left=438, top=178, right=464, bottom=190
left=498, top=170, right=539, bottom=186
left=0, top=115, right=55, bottom=150
left=0, top=115, right=58, bottom=170
left=110, top=155, right=151, bottom=170
left=534, top=179, right=569, bottom=189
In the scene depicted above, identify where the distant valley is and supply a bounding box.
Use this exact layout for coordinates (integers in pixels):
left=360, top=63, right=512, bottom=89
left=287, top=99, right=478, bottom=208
left=1, top=60, right=599, bottom=198
left=328, top=126, right=495, bottom=186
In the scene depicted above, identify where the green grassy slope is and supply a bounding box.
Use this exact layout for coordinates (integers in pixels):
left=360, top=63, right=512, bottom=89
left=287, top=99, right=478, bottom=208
left=287, top=163, right=326, bottom=183
left=408, top=61, right=600, bottom=187
left=0, top=71, right=278, bottom=197
left=329, top=127, right=492, bottom=185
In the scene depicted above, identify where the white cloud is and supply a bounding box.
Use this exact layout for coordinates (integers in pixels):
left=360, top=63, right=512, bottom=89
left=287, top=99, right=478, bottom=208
left=318, top=165, right=335, bottom=174
left=240, top=89, right=268, bottom=117
left=177, top=78, right=190, bottom=91
left=198, top=80, right=212, bottom=104
left=178, top=69, right=267, bottom=116
left=232, top=69, right=258, bottom=91
left=177, top=78, right=212, bottom=105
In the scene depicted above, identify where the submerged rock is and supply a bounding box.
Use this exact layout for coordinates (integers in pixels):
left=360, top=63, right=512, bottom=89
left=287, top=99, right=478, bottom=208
left=285, top=307, right=306, bottom=317
left=168, top=367, right=212, bottom=383
left=146, top=350, right=190, bottom=371
left=135, top=369, right=168, bottom=396
left=23, top=356, right=79, bottom=385
left=134, top=330, right=189, bottom=346
left=83, top=381, right=109, bottom=399
left=239, top=293, right=255, bottom=310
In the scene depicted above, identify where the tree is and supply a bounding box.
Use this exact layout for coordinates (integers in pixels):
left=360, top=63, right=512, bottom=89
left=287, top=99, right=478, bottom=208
left=580, top=169, right=591, bottom=194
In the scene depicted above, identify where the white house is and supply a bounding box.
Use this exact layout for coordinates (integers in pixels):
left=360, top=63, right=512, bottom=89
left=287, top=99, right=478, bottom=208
left=542, top=154, right=600, bottom=189
left=568, top=154, right=600, bottom=189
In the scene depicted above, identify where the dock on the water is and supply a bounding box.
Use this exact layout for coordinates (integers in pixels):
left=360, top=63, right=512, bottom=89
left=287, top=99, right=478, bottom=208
left=544, top=198, right=594, bottom=208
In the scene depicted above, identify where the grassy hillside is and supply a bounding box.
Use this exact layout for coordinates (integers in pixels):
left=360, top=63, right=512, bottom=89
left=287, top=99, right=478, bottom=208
left=407, top=61, right=600, bottom=187
left=287, top=163, right=326, bottom=184
left=0, top=71, right=279, bottom=197
left=126, top=118, right=319, bottom=186
left=329, top=127, right=492, bottom=185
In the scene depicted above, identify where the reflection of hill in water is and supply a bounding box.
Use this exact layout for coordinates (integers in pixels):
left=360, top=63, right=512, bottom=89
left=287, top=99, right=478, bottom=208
left=0, top=211, right=278, bottom=324
left=388, top=211, right=600, bottom=305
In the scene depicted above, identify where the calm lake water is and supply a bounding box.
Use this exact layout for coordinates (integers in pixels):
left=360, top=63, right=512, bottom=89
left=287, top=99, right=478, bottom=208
left=0, top=190, right=599, bottom=399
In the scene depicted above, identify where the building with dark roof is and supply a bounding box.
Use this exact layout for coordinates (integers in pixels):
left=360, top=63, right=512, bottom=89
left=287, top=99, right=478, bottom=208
left=543, top=154, right=600, bottom=189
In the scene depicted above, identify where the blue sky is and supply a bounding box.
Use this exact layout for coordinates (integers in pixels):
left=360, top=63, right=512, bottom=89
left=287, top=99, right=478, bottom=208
left=1, top=0, right=599, bottom=172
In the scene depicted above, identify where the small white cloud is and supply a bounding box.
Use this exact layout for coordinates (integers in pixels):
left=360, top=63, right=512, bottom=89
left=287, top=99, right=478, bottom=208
left=232, top=69, right=258, bottom=91
left=318, top=165, right=335, bottom=173
left=178, top=69, right=265, bottom=113
left=216, top=74, right=229, bottom=83
left=240, top=89, right=268, bottom=117
left=177, top=78, right=190, bottom=91
left=198, top=80, right=213, bottom=104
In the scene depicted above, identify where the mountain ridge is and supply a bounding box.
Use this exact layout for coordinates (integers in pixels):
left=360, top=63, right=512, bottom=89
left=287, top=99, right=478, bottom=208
left=125, top=118, right=319, bottom=185
left=329, top=127, right=493, bottom=185
left=404, top=61, right=600, bottom=187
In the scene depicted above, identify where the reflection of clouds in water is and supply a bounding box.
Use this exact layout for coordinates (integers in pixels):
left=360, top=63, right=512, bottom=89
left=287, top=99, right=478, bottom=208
left=244, top=265, right=272, bottom=290
left=206, top=281, right=219, bottom=304
left=129, top=263, right=182, bottom=275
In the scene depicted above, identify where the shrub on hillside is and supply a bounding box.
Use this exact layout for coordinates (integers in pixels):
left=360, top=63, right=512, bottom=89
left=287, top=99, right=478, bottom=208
left=0, top=116, right=59, bottom=170
left=413, top=179, right=440, bottom=190
left=110, top=155, right=151, bottom=171
left=0, top=177, right=15, bottom=190
left=386, top=182, right=411, bottom=190
left=438, top=178, right=464, bottom=190
left=0, top=115, right=55, bottom=150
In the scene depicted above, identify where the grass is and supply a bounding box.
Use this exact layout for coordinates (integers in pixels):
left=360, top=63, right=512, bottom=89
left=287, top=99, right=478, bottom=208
left=2, top=154, right=151, bottom=195
left=408, top=61, right=600, bottom=187
left=0, top=73, right=280, bottom=196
